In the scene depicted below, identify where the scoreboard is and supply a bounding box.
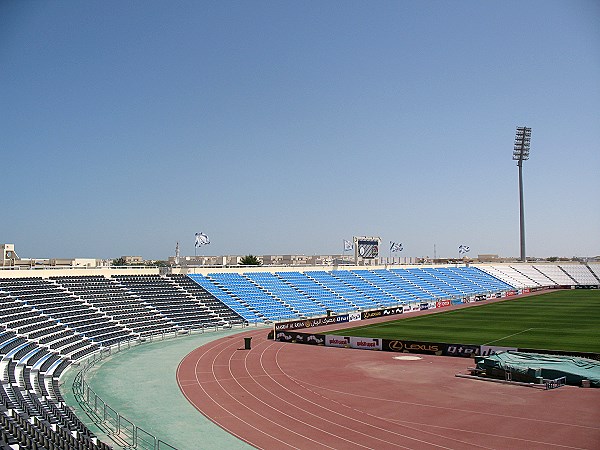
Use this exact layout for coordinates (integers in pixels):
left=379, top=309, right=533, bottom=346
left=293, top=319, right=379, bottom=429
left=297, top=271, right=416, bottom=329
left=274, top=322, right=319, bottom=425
left=354, top=237, right=381, bottom=259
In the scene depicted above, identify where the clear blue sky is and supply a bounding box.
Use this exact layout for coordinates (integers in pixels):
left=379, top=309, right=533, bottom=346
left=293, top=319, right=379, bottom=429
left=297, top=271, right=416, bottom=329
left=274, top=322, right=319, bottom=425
left=2, top=1, right=599, bottom=260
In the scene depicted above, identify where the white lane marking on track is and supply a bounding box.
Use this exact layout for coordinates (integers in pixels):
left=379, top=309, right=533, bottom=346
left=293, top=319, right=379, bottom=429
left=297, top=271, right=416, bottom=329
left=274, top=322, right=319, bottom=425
left=180, top=332, right=596, bottom=450
left=273, top=344, right=595, bottom=448
left=264, top=342, right=487, bottom=450
left=183, top=330, right=373, bottom=449
left=182, top=334, right=427, bottom=449
left=387, top=418, right=590, bottom=449
left=176, top=331, right=294, bottom=449
left=245, top=341, right=406, bottom=449
left=227, top=340, right=345, bottom=449
left=288, top=367, right=600, bottom=431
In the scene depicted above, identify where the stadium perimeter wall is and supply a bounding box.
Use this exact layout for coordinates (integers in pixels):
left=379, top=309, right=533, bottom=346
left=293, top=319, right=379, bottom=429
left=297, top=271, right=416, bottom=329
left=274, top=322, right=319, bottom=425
left=1, top=261, right=596, bottom=279
left=175, top=262, right=456, bottom=275
left=0, top=266, right=159, bottom=278
left=0, top=262, right=464, bottom=278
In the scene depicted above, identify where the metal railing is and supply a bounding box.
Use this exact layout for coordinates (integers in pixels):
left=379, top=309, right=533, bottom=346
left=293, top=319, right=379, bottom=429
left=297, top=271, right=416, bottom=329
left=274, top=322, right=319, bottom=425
left=74, top=350, right=177, bottom=449
left=544, top=376, right=567, bottom=390
left=71, top=322, right=262, bottom=450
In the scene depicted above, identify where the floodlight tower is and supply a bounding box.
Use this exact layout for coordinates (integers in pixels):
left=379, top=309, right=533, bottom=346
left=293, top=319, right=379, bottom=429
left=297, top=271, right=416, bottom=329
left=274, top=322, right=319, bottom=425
left=513, top=126, right=531, bottom=262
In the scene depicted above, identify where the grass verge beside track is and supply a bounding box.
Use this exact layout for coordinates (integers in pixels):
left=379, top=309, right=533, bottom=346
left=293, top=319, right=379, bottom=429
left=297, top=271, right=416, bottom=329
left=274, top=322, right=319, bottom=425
left=335, top=290, right=600, bottom=353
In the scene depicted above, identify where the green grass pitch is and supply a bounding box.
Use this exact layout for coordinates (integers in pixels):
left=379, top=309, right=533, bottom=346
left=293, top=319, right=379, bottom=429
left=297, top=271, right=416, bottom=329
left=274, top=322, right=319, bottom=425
left=336, top=290, right=600, bottom=353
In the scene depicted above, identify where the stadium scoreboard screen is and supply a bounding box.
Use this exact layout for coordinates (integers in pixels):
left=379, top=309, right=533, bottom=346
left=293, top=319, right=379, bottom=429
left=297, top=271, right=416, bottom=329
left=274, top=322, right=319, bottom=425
left=354, top=237, right=381, bottom=259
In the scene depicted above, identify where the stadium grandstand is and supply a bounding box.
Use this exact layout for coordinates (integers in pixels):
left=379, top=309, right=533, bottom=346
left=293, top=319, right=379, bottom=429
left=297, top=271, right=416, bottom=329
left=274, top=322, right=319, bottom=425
left=1, top=261, right=599, bottom=449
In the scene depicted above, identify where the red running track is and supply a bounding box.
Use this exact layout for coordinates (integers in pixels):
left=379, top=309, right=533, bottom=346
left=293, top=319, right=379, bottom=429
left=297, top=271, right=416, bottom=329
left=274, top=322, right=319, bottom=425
left=177, top=328, right=600, bottom=449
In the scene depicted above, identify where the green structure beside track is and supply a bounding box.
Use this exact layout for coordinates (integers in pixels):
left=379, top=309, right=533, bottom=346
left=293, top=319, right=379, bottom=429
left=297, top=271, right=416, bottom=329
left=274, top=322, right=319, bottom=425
left=60, top=328, right=253, bottom=450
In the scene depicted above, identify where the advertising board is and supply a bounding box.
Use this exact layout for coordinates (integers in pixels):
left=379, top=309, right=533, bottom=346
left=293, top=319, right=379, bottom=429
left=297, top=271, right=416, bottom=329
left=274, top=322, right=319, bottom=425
left=361, top=310, right=383, bottom=320
left=349, top=337, right=382, bottom=351
left=275, top=331, right=325, bottom=345
left=276, top=333, right=514, bottom=361
left=480, top=345, right=517, bottom=356
left=325, top=335, right=350, bottom=348
left=274, top=314, right=349, bottom=332
left=382, top=339, right=444, bottom=355
left=348, top=312, right=362, bottom=322
left=382, top=306, right=404, bottom=316
left=442, top=344, right=480, bottom=358
left=360, top=306, right=404, bottom=321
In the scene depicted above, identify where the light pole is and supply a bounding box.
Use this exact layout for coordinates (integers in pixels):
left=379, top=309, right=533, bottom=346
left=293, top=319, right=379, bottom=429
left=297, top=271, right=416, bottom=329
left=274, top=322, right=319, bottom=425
left=513, top=126, right=531, bottom=262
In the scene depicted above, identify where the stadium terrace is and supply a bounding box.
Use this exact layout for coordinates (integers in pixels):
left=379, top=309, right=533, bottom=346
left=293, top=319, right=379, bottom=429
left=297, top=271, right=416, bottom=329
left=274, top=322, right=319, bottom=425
left=1, top=246, right=599, bottom=448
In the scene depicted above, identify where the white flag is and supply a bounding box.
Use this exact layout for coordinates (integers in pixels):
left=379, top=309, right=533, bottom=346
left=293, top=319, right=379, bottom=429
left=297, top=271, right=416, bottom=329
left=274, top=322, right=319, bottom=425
left=390, top=241, right=403, bottom=252
left=343, top=239, right=353, bottom=251
left=195, top=232, right=210, bottom=247
left=458, top=244, right=470, bottom=254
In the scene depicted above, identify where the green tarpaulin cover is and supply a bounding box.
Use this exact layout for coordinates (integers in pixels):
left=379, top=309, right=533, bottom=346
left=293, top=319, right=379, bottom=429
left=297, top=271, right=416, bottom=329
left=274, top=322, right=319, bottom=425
left=474, top=351, right=600, bottom=387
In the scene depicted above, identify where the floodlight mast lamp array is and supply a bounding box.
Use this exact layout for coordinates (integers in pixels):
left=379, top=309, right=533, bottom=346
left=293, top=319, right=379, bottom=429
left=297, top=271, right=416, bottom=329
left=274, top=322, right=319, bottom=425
left=513, top=126, right=531, bottom=262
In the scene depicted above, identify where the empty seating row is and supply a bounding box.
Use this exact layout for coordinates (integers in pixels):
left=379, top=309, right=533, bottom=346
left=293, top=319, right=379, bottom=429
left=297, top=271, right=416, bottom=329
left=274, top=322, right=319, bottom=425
left=0, top=407, right=109, bottom=450
left=245, top=272, right=327, bottom=317
left=278, top=271, right=357, bottom=312
left=208, top=273, right=298, bottom=322
left=184, top=266, right=517, bottom=318
left=479, top=264, right=599, bottom=288
left=588, top=264, right=600, bottom=280
left=186, top=274, right=263, bottom=323
left=372, top=269, right=436, bottom=301
left=113, top=274, right=235, bottom=329
left=477, top=265, right=537, bottom=288
left=167, top=274, right=245, bottom=325
left=55, top=275, right=176, bottom=335
left=532, top=265, right=575, bottom=285
left=305, top=271, right=377, bottom=310
left=560, top=264, right=599, bottom=285
left=0, top=273, right=261, bottom=449
left=0, top=336, right=108, bottom=449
